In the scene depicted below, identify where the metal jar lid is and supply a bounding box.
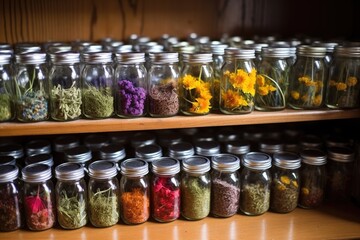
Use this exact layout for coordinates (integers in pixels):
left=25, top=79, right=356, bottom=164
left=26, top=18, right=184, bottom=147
left=25, top=139, right=52, bottom=156
left=195, top=140, right=221, bottom=157
left=334, top=46, right=360, bottom=58
left=224, top=47, right=255, bottom=59
left=327, top=146, right=354, bottom=163
left=116, top=52, right=145, bottom=64
left=0, top=156, right=16, bottom=166
left=182, top=53, right=213, bottom=63
left=53, top=135, right=80, bottom=152
left=157, top=131, right=183, bottom=148
left=130, top=132, right=157, bottom=148
left=15, top=52, right=47, bottom=64
left=261, top=47, right=291, bottom=58
left=149, top=52, right=178, bottom=64
left=168, top=142, right=195, bottom=159
left=135, top=144, right=163, bottom=161
left=99, top=143, right=126, bottom=162
left=259, top=139, right=284, bottom=154
left=120, top=158, right=149, bottom=177
left=25, top=153, right=54, bottom=167
left=55, top=162, right=85, bottom=181
left=151, top=157, right=180, bottom=175
left=0, top=164, right=19, bottom=183
left=297, top=45, right=326, bottom=57
left=182, top=156, right=210, bottom=174
left=0, top=143, right=24, bottom=159
left=83, top=134, right=110, bottom=151
left=83, top=51, right=113, bottom=64
left=273, top=152, right=301, bottom=169
left=50, top=52, right=80, bottom=64
left=211, top=154, right=240, bottom=172
left=243, top=152, right=272, bottom=170
left=22, top=163, right=52, bottom=182
left=300, top=135, right=323, bottom=149
left=201, top=43, right=228, bottom=55
left=225, top=140, right=251, bottom=155
left=88, top=160, right=118, bottom=179
left=65, top=146, right=92, bottom=164
left=300, top=149, right=327, bottom=165
left=0, top=53, right=12, bottom=64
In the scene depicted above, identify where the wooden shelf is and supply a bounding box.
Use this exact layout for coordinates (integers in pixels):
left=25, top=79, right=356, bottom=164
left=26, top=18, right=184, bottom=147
left=0, top=201, right=359, bottom=240
left=1, top=109, right=360, bottom=137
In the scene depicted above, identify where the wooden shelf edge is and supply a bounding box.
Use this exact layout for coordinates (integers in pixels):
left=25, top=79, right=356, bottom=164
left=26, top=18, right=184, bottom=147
left=1, top=109, right=360, bottom=137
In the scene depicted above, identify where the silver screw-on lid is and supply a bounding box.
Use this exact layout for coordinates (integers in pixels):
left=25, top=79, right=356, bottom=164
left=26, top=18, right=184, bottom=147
left=211, top=154, right=240, bottom=172
left=183, top=53, right=213, bottom=63
left=0, top=143, right=24, bottom=159
left=65, top=146, right=92, bottom=164
left=22, top=163, right=52, bottom=182
left=273, top=151, right=301, bottom=169
left=26, top=139, right=52, bottom=156
left=327, top=146, right=354, bottom=163
left=0, top=156, right=16, bottom=166
left=243, top=152, right=272, bottom=170
left=0, top=53, right=12, bottom=64
left=225, top=140, right=251, bottom=155
left=0, top=164, right=19, bottom=183
left=149, top=52, right=178, bottom=64
left=182, top=156, right=210, bottom=174
left=83, top=51, right=113, bottom=63
left=135, top=144, right=163, bottom=161
left=88, top=160, right=118, bottom=179
left=300, top=148, right=327, bottom=165
left=55, top=162, right=85, bottom=181
left=168, top=142, right=195, bottom=159
left=151, top=157, right=180, bottom=175
left=225, top=47, right=255, bottom=59
left=116, top=52, right=145, bottom=63
left=120, top=158, right=149, bottom=177
left=25, top=153, right=54, bottom=167
left=195, top=141, right=221, bottom=157
left=297, top=45, right=326, bottom=57
left=16, top=52, right=47, bottom=64
left=99, top=143, right=126, bottom=162
left=53, top=135, right=80, bottom=152
left=50, top=52, right=80, bottom=64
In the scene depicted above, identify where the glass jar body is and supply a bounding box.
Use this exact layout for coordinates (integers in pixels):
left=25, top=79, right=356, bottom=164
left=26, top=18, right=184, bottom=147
left=212, top=54, right=225, bottom=111
left=288, top=56, right=326, bottom=109
left=0, top=180, right=23, bottom=231
left=240, top=167, right=271, bottom=215
left=151, top=173, right=180, bottom=222
left=148, top=62, right=179, bottom=117
left=0, top=63, right=15, bottom=122
left=119, top=175, right=150, bottom=224
left=81, top=63, right=114, bottom=119
left=115, top=63, right=147, bottom=118
left=270, top=166, right=300, bottom=213
left=181, top=171, right=211, bottom=220
left=15, top=63, right=49, bottom=122
left=88, top=177, right=119, bottom=227
left=55, top=179, right=87, bottom=229
left=255, top=57, right=289, bottom=111
left=50, top=63, right=82, bottom=121
left=220, top=58, right=256, bottom=114
left=325, top=56, right=360, bottom=109
left=211, top=169, right=240, bottom=217
left=23, top=180, right=56, bottom=231
left=326, top=160, right=353, bottom=201
left=180, top=62, right=213, bottom=115
left=298, top=163, right=326, bottom=208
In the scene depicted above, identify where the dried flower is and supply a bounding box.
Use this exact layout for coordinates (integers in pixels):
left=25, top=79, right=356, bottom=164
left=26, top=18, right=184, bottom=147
left=326, top=76, right=359, bottom=108
left=117, top=80, right=147, bottom=117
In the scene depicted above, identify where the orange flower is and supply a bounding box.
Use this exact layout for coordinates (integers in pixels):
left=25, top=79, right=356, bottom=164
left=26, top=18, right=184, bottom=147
left=336, top=82, right=347, bottom=91
left=221, top=89, right=248, bottom=108
left=257, top=75, right=265, bottom=87
left=190, top=97, right=211, bottom=114
left=346, top=76, right=358, bottom=87
left=313, top=94, right=322, bottom=106
left=257, top=86, right=269, bottom=96
left=291, top=91, right=300, bottom=100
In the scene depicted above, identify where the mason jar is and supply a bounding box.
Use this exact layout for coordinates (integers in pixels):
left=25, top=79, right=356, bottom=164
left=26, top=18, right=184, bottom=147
left=14, top=53, right=49, bottom=122
left=83, top=134, right=110, bottom=161
left=52, top=135, right=80, bottom=166
left=211, top=154, right=241, bottom=217
left=325, top=46, right=360, bottom=109
left=135, top=144, right=163, bottom=166
left=0, top=164, right=22, bottom=231
left=148, top=52, right=179, bottom=117
left=0, top=143, right=24, bottom=167
left=88, top=160, right=119, bottom=227
left=119, top=158, right=150, bottom=224
left=240, top=152, right=272, bottom=215
left=179, top=53, right=213, bottom=115
left=225, top=140, right=251, bottom=162
left=22, top=163, right=55, bottom=231
left=25, top=139, right=52, bottom=157
left=255, top=47, right=290, bottom=111
left=115, top=52, right=147, bottom=118
left=64, top=146, right=92, bottom=171
left=99, top=143, right=126, bottom=163
left=55, top=162, right=87, bottom=229
left=0, top=53, right=15, bottom=122
left=270, top=152, right=301, bottom=213
left=220, top=48, right=256, bottom=114
left=298, top=148, right=327, bottom=208
left=288, top=45, right=327, bottom=109
left=151, top=157, right=180, bottom=222
left=258, top=139, right=285, bottom=156
left=81, top=52, right=114, bottom=119
left=167, top=142, right=195, bottom=161
left=49, top=52, right=82, bottom=121
left=181, top=156, right=211, bottom=220
left=195, top=140, right=221, bottom=158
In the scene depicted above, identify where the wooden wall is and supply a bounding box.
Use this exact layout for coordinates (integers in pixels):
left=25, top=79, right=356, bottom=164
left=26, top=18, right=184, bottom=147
left=0, top=0, right=358, bottom=44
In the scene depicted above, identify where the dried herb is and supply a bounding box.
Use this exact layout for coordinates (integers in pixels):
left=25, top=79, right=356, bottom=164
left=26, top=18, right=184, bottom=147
left=211, top=179, right=240, bottom=217
left=149, top=81, right=179, bottom=116
left=89, top=187, right=119, bottom=227
left=120, top=188, right=149, bottom=224
left=0, top=93, right=12, bottom=121
left=152, top=176, right=180, bottom=222
left=0, top=184, right=22, bottom=231
left=181, top=177, right=210, bottom=220
left=117, top=80, right=147, bottom=117
left=51, top=82, right=82, bottom=121
left=299, top=186, right=324, bottom=208
left=240, top=183, right=270, bottom=215
left=17, top=91, right=48, bottom=121
left=83, top=86, right=114, bottom=118
left=57, top=190, right=87, bottom=229
left=270, top=175, right=299, bottom=213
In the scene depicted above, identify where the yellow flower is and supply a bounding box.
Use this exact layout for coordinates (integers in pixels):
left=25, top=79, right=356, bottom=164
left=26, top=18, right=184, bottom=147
left=301, top=187, right=309, bottom=195
left=257, top=86, right=269, bottom=96
left=182, top=74, right=200, bottom=90
left=292, top=180, right=298, bottom=188
left=346, top=76, right=358, bottom=87
left=336, top=82, right=347, bottom=91
left=280, top=176, right=291, bottom=185
left=267, top=85, right=276, bottom=92
left=277, top=184, right=286, bottom=191
left=222, top=89, right=248, bottom=108
left=257, top=75, right=265, bottom=87
left=313, top=94, right=322, bottom=106
left=298, top=76, right=311, bottom=84
left=230, top=69, right=249, bottom=89
left=291, top=91, right=300, bottom=100
left=329, top=80, right=337, bottom=86
left=190, top=97, right=211, bottom=114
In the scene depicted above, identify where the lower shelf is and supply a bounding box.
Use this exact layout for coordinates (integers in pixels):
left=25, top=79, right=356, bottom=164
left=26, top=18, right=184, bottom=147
left=1, top=201, right=359, bottom=240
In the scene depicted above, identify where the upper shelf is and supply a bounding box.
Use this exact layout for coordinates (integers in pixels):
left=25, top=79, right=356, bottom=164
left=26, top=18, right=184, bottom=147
left=1, top=109, right=360, bottom=137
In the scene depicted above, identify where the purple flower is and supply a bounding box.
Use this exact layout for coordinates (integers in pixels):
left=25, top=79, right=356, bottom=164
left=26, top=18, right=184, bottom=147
left=118, top=80, right=147, bottom=116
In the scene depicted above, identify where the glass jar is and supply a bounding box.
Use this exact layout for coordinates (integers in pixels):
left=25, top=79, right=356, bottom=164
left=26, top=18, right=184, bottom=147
left=135, top=144, right=163, bottom=165
left=220, top=48, right=257, bottom=114
left=99, top=143, right=126, bottom=163
left=119, top=158, right=150, bottom=224
left=55, top=162, right=87, bottom=229
left=325, top=46, right=360, bottom=109
left=255, top=47, right=290, bottom=111
left=270, top=152, right=301, bottom=213
left=0, top=53, right=15, bottom=122
left=115, top=52, right=147, bottom=118
left=353, top=140, right=360, bottom=206
left=211, top=154, right=241, bottom=217
left=81, top=52, right=114, bottom=119
left=313, top=42, right=338, bottom=67
left=14, top=53, right=49, bottom=122
left=25, top=139, right=52, bottom=157
left=151, top=157, right=180, bottom=222
left=326, top=146, right=354, bottom=201
left=0, top=164, right=22, bottom=231
left=181, top=156, right=211, bottom=220
left=288, top=45, right=327, bottom=109
left=88, top=160, right=119, bottom=227
left=22, top=163, right=55, bottom=231
left=148, top=52, right=179, bottom=117
left=240, top=152, right=272, bottom=215
left=298, top=148, right=327, bottom=208
left=179, top=53, right=213, bottom=115
left=225, top=140, right=251, bottom=161
left=168, top=142, right=195, bottom=161
left=0, top=143, right=24, bottom=167
left=64, top=146, right=92, bottom=171
left=49, top=52, right=82, bottom=121
left=195, top=140, right=221, bottom=158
